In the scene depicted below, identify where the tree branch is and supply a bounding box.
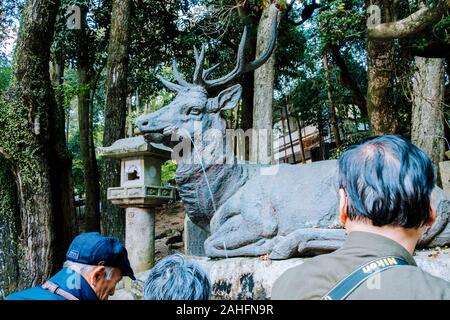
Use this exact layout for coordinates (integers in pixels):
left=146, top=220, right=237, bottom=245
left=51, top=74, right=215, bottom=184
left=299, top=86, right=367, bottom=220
left=331, top=46, right=368, bottom=117
left=368, top=1, right=450, bottom=39
left=0, top=146, right=12, bottom=161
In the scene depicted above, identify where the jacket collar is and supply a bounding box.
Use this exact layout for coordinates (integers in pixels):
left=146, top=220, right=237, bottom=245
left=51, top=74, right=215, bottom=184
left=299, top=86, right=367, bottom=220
left=336, top=231, right=417, bottom=266
left=48, top=268, right=98, bottom=300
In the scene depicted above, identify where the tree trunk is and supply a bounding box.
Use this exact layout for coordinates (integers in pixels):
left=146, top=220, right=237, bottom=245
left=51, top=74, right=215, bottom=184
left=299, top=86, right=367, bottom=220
left=317, top=110, right=325, bottom=160
left=77, top=8, right=100, bottom=232
left=77, top=67, right=100, bottom=232
left=411, top=57, right=445, bottom=173
left=331, top=46, right=368, bottom=117
left=0, top=0, right=60, bottom=288
left=322, top=54, right=342, bottom=148
left=294, top=116, right=306, bottom=164
left=280, top=111, right=288, bottom=161
left=0, top=157, right=21, bottom=296
left=367, top=1, right=399, bottom=134
left=50, top=52, right=77, bottom=267
left=284, top=99, right=296, bottom=163
left=101, top=0, right=132, bottom=242
left=252, top=3, right=279, bottom=164
left=237, top=2, right=258, bottom=132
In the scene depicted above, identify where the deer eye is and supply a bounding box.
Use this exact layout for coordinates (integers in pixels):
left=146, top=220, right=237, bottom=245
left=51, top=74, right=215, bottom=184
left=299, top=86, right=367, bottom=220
left=189, top=107, right=202, bottom=116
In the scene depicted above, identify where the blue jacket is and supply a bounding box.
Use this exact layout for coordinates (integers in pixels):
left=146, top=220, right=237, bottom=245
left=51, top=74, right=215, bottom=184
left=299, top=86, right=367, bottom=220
left=6, top=268, right=98, bottom=300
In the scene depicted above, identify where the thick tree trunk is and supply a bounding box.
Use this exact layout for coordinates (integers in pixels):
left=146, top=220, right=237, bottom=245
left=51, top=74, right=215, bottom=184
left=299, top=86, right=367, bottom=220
left=77, top=9, right=100, bottom=232
left=101, top=0, right=132, bottom=241
left=237, top=2, right=258, bottom=132
left=0, top=157, right=21, bottom=296
left=322, top=54, right=342, bottom=148
left=252, top=3, right=279, bottom=163
left=50, top=53, right=77, bottom=267
left=366, top=1, right=449, bottom=133
left=15, top=161, right=55, bottom=285
left=0, top=0, right=60, bottom=289
left=367, top=1, right=399, bottom=134
left=77, top=66, right=100, bottom=232
left=411, top=57, right=445, bottom=172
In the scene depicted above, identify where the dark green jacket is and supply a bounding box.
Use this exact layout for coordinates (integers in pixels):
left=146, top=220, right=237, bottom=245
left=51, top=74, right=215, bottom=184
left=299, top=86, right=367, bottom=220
left=271, top=231, right=450, bottom=300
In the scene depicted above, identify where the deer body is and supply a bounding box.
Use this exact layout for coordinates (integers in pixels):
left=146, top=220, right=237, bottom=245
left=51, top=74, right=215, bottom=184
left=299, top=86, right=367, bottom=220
left=136, top=4, right=450, bottom=258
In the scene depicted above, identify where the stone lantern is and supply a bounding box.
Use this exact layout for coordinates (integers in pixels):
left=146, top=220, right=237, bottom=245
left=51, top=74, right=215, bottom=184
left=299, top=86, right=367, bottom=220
left=99, top=136, right=175, bottom=273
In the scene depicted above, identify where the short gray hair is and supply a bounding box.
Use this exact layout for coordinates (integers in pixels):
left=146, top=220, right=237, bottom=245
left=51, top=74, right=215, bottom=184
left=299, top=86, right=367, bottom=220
left=63, top=261, right=114, bottom=280
left=144, top=253, right=211, bottom=300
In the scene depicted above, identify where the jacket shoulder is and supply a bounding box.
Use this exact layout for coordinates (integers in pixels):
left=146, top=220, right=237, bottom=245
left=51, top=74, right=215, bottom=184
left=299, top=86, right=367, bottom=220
left=6, top=286, right=65, bottom=300
left=349, top=266, right=450, bottom=300
left=271, top=254, right=343, bottom=300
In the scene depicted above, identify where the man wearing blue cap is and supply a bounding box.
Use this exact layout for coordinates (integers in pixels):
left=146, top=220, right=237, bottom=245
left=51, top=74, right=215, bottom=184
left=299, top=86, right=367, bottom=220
left=6, top=232, right=135, bottom=300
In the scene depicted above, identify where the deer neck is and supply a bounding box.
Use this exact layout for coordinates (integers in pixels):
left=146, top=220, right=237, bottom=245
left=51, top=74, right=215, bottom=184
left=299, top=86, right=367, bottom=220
left=175, top=133, right=250, bottom=228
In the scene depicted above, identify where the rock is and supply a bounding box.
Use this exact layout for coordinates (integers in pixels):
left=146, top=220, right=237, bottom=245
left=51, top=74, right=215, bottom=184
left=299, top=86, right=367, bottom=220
left=415, top=247, right=450, bottom=282
left=110, top=289, right=135, bottom=301
left=196, top=257, right=305, bottom=300
left=168, top=242, right=184, bottom=250
left=156, top=230, right=169, bottom=240
left=165, top=232, right=183, bottom=245
left=439, top=161, right=450, bottom=195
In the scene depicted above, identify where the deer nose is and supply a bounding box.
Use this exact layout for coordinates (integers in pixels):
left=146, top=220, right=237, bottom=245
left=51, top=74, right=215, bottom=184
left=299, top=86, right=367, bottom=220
left=136, top=116, right=150, bottom=131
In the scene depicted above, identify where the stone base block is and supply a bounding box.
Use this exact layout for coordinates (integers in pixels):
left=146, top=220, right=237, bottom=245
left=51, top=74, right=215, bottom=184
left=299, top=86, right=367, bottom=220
left=112, top=248, right=450, bottom=300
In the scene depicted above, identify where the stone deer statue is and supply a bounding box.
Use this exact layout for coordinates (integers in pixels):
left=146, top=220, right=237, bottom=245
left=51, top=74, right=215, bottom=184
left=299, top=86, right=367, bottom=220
left=136, top=8, right=450, bottom=259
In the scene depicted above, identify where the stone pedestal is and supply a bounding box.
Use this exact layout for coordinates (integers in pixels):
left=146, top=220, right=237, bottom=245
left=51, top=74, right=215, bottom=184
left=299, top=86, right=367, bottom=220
left=184, top=215, right=209, bottom=257
left=126, top=208, right=156, bottom=273
left=113, top=248, right=450, bottom=300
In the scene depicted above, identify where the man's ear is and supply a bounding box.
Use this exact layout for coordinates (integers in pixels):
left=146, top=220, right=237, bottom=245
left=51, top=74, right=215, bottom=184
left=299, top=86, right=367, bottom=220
left=339, top=189, right=348, bottom=225
left=208, top=84, right=242, bottom=113
left=90, top=266, right=105, bottom=287
left=426, top=192, right=437, bottom=227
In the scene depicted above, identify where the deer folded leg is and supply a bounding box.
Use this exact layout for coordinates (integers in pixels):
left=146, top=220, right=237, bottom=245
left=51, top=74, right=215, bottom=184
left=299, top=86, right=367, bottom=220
left=269, top=228, right=346, bottom=260
left=205, top=236, right=280, bottom=258
left=205, top=211, right=279, bottom=257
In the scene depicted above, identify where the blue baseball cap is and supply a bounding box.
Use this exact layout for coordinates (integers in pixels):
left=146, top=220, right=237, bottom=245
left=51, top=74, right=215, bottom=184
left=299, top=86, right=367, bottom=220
left=67, top=232, right=136, bottom=280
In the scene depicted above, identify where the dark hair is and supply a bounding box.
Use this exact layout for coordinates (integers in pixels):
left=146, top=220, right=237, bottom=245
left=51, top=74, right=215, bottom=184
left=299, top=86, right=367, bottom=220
left=143, top=253, right=211, bottom=300
left=338, top=135, right=435, bottom=228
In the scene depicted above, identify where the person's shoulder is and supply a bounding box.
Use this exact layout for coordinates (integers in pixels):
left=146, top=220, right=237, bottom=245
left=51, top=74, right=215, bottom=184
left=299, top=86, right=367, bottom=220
left=408, top=267, right=450, bottom=299
left=6, top=286, right=63, bottom=301
left=351, top=265, right=450, bottom=300
left=271, top=254, right=339, bottom=300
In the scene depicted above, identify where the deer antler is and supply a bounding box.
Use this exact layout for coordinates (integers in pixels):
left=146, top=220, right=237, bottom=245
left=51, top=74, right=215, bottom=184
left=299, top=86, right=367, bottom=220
left=203, top=6, right=279, bottom=93
left=159, top=5, right=279, bottom=95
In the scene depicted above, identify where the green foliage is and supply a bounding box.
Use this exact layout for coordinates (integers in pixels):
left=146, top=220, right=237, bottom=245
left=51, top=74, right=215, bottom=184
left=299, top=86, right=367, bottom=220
left=0, top=89, right=45, bottom=178
left=0, top=56, right=11, bottom=91
left=433, top=15, right=450, bottom=43
left=0, top=156, right=20, bottom=297
left=0, top=0, right=24, bottom=48
left=162, top=160, right=177, bottom=186
left=67, top=130, right=84, bottom=194
left=128, top=0, right=185, bottom=98
left=317, top=0, right=365, bottom=49
left=329, top=131, right=371, bottom=159
left=275, top=17, right=307, bottom=91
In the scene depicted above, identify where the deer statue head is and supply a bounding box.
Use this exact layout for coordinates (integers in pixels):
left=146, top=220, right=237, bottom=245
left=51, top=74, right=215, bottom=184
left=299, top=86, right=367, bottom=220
left=136, top=8, right=279, bottom=154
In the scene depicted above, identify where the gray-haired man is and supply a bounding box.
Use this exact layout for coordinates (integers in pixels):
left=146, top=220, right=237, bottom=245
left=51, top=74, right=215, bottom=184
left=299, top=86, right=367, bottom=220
left=272, top=135, right=450, bottom=300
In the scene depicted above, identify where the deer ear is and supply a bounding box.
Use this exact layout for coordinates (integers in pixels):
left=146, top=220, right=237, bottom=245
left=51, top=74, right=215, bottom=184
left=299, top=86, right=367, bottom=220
left=208, top=84, right=242, bottom=113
